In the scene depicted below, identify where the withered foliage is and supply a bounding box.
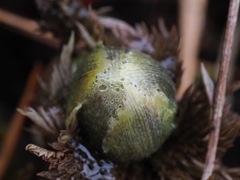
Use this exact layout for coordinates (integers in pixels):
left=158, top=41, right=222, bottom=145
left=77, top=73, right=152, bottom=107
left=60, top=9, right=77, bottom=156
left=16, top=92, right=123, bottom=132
left=150, top=89, right=240, bottom=179
left=26, top=131, right=116, bottom=179
left=24, top=82, right=240, bottom=179
left=19, top=0, right=240, bottom=179
left=35, top=0, right=182, bottom=86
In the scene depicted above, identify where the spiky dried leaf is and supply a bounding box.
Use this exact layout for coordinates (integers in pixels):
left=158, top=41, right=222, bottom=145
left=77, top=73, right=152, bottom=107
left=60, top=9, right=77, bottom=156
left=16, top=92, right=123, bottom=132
left=18, top=106, right=64, bottom=135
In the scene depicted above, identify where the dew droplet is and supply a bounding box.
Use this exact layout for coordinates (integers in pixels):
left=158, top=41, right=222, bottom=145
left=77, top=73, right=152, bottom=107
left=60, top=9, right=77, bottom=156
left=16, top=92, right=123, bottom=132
left=99, top=84, right=107, bottom=91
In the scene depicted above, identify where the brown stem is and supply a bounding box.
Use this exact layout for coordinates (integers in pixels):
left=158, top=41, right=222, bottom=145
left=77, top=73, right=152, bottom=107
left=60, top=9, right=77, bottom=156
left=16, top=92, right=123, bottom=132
left=201, top=0, right=240, bottom=180
left=0, top=9, right=61, bottom=49
left=0, top=63, right=43, bottom=179
left=177, top=0, right=208, bottom=99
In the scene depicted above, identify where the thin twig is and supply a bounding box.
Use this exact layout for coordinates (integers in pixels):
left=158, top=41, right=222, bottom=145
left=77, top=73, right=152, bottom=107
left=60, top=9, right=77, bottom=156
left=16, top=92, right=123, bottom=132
left=0, top=9, right=61, bottom=49
left=201, top=0, right=240, bottom=180
left=0, top=63, right=43, bottom=179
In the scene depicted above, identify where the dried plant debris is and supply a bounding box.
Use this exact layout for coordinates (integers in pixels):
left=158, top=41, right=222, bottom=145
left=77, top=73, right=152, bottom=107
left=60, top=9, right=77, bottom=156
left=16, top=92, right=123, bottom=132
left=22, top=0, right=183, bottom=140
left=35, top=0, right=182, bottom=85
left=25, top=81, right=240, bottom=179
left=18, top=1, right=240, bottom=179
left=18, top=34, right=76, bottom=137
left=26, top=131, right=116, bottom=180
left=18, top=106, right=64, bottom=135
left=21, top=44, right=240, bottom=179
left=150, top=89, right=240, bottom=180
left=22, top=69, right=240, bottom=178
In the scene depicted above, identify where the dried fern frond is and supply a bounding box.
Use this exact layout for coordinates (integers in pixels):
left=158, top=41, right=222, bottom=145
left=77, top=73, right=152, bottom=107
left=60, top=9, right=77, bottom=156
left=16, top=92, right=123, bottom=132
left=18, top=32, right=75, bottom=135
left=26, top=131, right=116, bottom=180
left=18, top=106, right=64, bottom=135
